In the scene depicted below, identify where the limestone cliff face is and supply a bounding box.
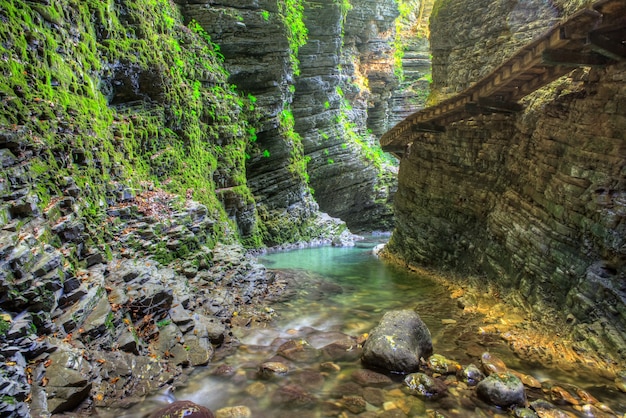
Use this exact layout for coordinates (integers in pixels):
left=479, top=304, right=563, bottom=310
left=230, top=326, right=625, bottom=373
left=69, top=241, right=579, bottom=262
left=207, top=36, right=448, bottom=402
left=387, top=0, right=626, bottom=360
left=389, top=0, right=433, bottom=127
left=178, top=0, right=399, bottom=234
left=293, top=0, right=400, bottom=231
left=176, top=0, right=335, bottom=246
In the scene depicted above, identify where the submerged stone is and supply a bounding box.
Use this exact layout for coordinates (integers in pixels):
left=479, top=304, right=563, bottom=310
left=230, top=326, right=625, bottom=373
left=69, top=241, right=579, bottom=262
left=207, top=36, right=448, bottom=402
left=403, top=372, right=447, bottom=399
left=480, top=352, right=507, bottom=375
left=258, top=361, right=290, bottom=379
left=148, top=400, right=214, bottom=418
left=351, top=369, right=393, bottom=388
left=458, top=363, right=485, bottom=386
left=476, top=372, right=525, bottom=408
left=427, top=354, right=461, bottom=375
left=214, top=405, right=251, bottom=418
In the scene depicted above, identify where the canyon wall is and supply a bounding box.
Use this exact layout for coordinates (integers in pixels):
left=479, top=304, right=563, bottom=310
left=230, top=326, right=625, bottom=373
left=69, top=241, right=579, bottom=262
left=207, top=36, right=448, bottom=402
left=0, top=0, right=405, bottom=414
left=386, top=0, right=626, bottom=361
left=177, top=0, right=401, bottom=233
left=294, top=0, right=399, bottom=231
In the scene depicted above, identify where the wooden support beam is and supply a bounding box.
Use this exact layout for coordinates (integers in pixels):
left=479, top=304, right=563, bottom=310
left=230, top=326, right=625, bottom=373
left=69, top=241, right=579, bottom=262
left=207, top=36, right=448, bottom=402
left=589, top=27, right=626, bottom=60
left=381, top=143, right=408, bottom=153
left=413, top=122, right=445, bottom=133
left=465, top=98, right=524, bottom=115
left=379, top=0, right=625, bottom=152
left=542, top=49, right=615, bottom=66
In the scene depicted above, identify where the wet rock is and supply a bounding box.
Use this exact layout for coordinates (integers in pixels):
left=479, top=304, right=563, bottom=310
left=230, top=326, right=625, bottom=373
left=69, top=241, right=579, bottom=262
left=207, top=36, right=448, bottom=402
left=361, top=310, right=433, bottom=374
left=512, top=407, right=539, bottom=417
left=403, top=372, right=448, bottom=399
left=212, top=364, right=236, bottom=377
left=271, top=383, right=317, bottom=407
left=277, top=339, right=319, bottom=363
left=330, top=381, right=363, bottom=398
left=574, top=403, right=617, bottom=417
left=321, top=339, right=362, bottom=362
left=529, top=399, right=570, bottom=418
left=480, top=352, right=507, bottom=375
left=291, top=369, right=326, bottom=390
left=244, top=381, right=266, bottom=398
left=339, top=395, right=367, bottom=414
left=427, top=354, right=461, bottom=375
left=351, top=368, right=393, bottom=388
left=215, top=405, right=251, bottom=418
left=615, top=370, right=626, bottom=392
left=319, top=361, right=341, bottom=373
left=547, top=384, right=580, bottom=405
left=476, top=372, right=525, bottom=408
left=258, top=361, right=290, bottom=379
left=458, top=363, right=485, bottom=386
left=148, top=400, right=214, bottom=418
left=362, top=386, right=385, bottom=406
left=513, top=370, right=541, bottom=389
left=379, top=410, right=408, bottom=418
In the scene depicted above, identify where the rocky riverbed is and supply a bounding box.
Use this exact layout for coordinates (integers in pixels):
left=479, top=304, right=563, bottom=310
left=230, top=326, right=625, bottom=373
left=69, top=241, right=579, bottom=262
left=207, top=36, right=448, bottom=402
left=3, top=217, right=626, bottom=417
left=109, top=267, right=626, bottom=418
left=0, top=185, right=353, bottom=417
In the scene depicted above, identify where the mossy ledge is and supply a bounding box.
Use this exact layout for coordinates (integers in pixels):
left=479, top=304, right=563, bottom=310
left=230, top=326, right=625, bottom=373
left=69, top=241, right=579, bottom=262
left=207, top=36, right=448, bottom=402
left=0, top=0, right=346, bottom=256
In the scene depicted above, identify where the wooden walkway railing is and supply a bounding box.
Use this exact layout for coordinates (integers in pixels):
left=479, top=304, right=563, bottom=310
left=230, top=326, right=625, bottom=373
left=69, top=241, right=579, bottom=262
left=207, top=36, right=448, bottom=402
left=380, top=0, right=626, bottom=154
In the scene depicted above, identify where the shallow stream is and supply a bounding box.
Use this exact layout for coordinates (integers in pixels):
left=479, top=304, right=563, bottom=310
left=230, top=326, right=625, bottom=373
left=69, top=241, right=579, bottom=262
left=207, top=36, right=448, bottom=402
left=150, top=237, right=626, bottom=417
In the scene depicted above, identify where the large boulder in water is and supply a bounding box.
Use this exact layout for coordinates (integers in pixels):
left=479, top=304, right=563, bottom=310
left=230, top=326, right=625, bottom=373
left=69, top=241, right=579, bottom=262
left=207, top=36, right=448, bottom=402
left=361, top=310, right=433, bottom=373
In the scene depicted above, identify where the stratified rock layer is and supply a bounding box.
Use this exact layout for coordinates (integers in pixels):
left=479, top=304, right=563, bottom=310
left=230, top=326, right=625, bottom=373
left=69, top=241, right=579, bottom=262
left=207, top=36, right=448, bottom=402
left=292, top=0, right=399, bottom=231
left=387, top=0, right=626, bottom=362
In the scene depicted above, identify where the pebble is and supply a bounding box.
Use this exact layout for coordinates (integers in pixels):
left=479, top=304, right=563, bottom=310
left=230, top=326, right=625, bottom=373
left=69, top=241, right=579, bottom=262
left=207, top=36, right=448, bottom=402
left=481, top=352, right=507, bottom=375
left=258, top=361, right=289, bottom=379
left=215, top=405, right=251, bottom=418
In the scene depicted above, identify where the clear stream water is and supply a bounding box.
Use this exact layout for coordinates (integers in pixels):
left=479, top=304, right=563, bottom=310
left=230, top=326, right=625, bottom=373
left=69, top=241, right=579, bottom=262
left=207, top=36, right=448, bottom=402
left=142, top=237, right=626, bottom=417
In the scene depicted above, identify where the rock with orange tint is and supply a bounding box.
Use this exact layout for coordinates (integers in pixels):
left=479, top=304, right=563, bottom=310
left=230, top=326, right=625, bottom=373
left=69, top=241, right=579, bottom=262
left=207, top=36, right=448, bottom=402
left=480, top=352, right=507, bottom=375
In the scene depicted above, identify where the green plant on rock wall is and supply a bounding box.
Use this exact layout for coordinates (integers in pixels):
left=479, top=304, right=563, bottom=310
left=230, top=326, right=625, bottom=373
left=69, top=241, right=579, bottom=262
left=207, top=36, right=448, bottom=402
left=0, top=0, right=265, bottom=260
left=0, top=317, right=10, bottom=336
left=280, top=106, right=312, bottom=187
left=334, top=95, right=395, bottom=170
left=337, top=0, right=353, bottom=22
left=278, top=0, right=308, bottom=75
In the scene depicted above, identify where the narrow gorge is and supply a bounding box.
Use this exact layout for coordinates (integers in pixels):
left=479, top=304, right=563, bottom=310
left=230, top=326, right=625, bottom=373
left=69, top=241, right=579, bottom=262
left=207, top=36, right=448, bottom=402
left=0, top=0, right=624, bottom=416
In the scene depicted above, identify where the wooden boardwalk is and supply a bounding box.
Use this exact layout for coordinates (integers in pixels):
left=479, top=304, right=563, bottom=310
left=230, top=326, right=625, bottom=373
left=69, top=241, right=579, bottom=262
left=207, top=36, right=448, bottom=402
left=380, top=0, right=626, bottom=154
